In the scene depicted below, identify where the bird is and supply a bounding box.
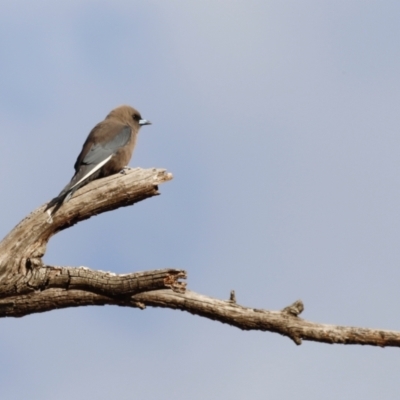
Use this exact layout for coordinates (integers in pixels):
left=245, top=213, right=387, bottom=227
left=45, top=105, right=151, bottom=216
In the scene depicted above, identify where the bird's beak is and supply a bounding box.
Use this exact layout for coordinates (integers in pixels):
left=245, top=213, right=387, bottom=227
left=139, top=119, right=151, bottom=126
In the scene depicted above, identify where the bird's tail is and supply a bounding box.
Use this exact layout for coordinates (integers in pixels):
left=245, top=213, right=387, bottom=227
left=44, top=188, right=76, bottom=215
left=44, top=163, right=103, bottom=217
left=44, top=172, right=85, bottom=215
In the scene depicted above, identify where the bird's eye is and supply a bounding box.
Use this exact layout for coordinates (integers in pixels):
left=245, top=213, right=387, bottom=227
left=132, top=114, right=140, bottom=121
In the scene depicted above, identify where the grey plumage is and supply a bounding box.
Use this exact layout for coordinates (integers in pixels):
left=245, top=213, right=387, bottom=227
left=45, top=105, right=151, bottom=214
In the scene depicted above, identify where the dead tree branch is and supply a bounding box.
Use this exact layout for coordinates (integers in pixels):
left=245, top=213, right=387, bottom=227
left=0, top=167, right=399, bottom=348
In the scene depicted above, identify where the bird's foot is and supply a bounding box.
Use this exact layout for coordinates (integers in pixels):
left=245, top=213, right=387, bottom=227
left=120, top=166, right=132, bottom=175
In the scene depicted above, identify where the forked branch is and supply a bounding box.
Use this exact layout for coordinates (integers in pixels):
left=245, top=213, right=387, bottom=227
left=0, top=167, right=399, bottom=348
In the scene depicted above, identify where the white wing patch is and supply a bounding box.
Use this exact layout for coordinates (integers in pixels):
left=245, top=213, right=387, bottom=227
left=70, top=155, right=113, bottom=190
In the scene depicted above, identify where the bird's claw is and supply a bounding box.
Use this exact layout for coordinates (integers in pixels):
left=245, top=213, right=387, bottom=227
left=120, top=166, right=131, bottom=175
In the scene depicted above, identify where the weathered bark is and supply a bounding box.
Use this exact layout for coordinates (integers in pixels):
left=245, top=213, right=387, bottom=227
left=1, top=167, right=399, bottom=348
left=0, top=268, right=186, bottom=317
left=0, top=167, right=172, bottom=280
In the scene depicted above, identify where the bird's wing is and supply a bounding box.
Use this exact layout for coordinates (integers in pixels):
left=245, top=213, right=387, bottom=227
left=69, top=125, right=132, bottom=189
left=83, top=125, right=131, bottom=164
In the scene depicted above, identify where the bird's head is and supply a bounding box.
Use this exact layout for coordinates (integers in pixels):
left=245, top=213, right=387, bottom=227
left=106, top=105, right=151, bottom=128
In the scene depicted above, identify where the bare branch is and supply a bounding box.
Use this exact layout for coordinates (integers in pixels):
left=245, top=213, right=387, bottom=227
left=1, top=165, right=399, bottom=348
left=131, top=290, right=400, bottom=348
left=0, top=267, right=186, bottom=317
left=2, top=283, right=399, bottom=348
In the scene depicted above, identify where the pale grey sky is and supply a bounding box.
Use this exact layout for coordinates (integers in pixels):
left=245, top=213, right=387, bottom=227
left=1, top=2, right=400, bottom=399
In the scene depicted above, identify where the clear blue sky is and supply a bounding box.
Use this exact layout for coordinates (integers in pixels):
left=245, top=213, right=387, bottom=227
left=1, top=1, right=400, bottom=399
